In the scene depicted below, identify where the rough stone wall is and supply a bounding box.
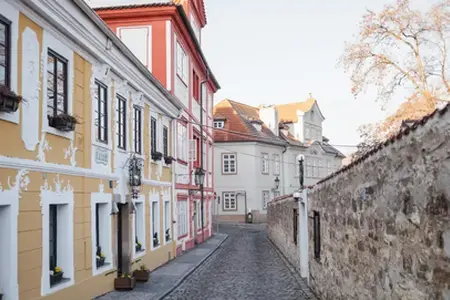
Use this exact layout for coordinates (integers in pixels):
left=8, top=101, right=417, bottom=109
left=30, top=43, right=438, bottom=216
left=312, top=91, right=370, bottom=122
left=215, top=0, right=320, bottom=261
left=268, top=197, right=300, bottom=272
left=308, top=108, right=450, bottom=300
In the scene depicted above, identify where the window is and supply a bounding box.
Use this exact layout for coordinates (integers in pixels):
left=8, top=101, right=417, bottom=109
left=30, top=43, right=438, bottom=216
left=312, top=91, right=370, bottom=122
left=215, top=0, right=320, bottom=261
left=222, top=153, right=236, bottom=174
left=223, top=192, right=236, bottom=211
left=0, top=15, right=11, bottom=87
left=116, top=95, right=126, bottom=150
left=164, top=200, right=171, bottom=242
left=293, top=208, right=298, bottom=245
left=49, top=205, right=57, bottom=275
left=176, top=42, right=188, bottom=84
left=133, top=106, right=142, bottom=154
left=213, top=121, right=224, bottom=128
left=47, top=50, right=68, bottom=122
left=134, top=200, right=145, bottom=256
left=305, top=127, right=310, bottom=139
left=261, top=153, right=269, bottom=174
left=177, top=200, right=188, bottom=237
left=318, top=159, right=323, bottom=178
left=313, top=211, right=321, bottom=259
left=190, top=135, right=200, bottom=166
left=163, top=126, right=168, bottom=157
left=94, top=81, right=108, bottom=144
left=190, top=13, right=201, bottom=42
left=273, top=191, right=281, bottom=199
left=306, top=157, right=312, bottom=178
left=151, top=198, right=160, bottom=248
left=151, top=116, right=157, bottom=153
left=262, top=190, right=270, bottom=210
left=273, top=154, right=280, bottom=175
left=193, top=70, right=200, bottom=101
left=177, top=122, right=188, bottom=161
left=196, top=201, right=201, bottom=229
left=93, top=202, right=111, bottom=273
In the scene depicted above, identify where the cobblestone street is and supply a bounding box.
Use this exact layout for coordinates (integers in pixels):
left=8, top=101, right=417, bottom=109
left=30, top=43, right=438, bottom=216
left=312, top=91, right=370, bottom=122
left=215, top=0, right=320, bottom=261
left=164, top=224, right=310, bottom=300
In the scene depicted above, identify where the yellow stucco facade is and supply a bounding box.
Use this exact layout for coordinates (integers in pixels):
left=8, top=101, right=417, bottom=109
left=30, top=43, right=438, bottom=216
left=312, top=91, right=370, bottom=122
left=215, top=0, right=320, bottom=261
left=0, top=1, right=181, bottom=299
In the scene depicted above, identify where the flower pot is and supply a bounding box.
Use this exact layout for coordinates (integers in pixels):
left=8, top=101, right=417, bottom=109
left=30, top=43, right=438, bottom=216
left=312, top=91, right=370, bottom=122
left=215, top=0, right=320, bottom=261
left=0, top=93, right=20, bottom=113
left=50, top=271, right=64, bottom=286
left=96, top=256, right=106, bottom=268
left=135, top=243, right=142, bottom=252
left=49, top=116, right=76, bottom=132
left=164, top=156, right=174, bottom=164
left=151, top=152, right=163, bottom=161
left=133, top=269, right=150, bottom=282
left=114, top=277, right=136, bottom=291
left=165, top=234, right=171, bottom=242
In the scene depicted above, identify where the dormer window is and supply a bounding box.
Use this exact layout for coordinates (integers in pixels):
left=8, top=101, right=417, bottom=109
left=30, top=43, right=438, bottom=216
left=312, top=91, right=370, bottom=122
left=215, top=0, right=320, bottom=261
left=250, top=119, right=263, bottom=132
left=214, top=121, right=224, bottom=129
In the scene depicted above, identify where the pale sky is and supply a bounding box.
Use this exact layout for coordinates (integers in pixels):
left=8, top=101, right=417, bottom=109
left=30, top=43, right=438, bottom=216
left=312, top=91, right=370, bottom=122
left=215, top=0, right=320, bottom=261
left=89, top=0, right=436, bottom=155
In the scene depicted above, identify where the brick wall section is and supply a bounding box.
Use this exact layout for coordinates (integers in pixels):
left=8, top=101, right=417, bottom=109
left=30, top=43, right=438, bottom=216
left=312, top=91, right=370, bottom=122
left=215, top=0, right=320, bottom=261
left=308, top=107, right=450, bottom=300
left=267, top=197, right=300, bottom=273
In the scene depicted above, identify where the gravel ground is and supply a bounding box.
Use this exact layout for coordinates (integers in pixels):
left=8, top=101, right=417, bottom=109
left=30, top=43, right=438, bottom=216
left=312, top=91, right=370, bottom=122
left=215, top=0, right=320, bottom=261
left=163, top=224, right=309, bottom=300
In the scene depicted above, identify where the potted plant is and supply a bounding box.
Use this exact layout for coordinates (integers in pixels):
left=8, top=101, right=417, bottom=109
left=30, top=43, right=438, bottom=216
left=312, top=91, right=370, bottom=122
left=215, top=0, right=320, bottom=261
left=0, top=85, right=22, bottom=113
left=153, top=232, right=159, bottom=247
left=135, top=236, right=143, bottom=252
left=151, top=151, right=163, bottom=161
left=114, top=273, right=136, bottom=291
left=48, top=113, right=79, bottom=132
left=50, top=266, right=64, bottom=286
left=164, top=156, right=174, bottom=165
left=165, top=228, right=171, bottom=242
left=133, top=264, right=150, bottom=282
left=0, top=287, right=3, bottom=300
left=96, top=253, right=106, bottom=268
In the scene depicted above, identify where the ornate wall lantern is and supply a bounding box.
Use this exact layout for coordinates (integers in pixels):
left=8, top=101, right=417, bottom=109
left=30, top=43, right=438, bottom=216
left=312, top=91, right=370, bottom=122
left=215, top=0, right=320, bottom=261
left=129, top=156, right=143, bottom=199
left=274, top=176, right=280, bottom=190
left=194, top=168, right=205, bottom=187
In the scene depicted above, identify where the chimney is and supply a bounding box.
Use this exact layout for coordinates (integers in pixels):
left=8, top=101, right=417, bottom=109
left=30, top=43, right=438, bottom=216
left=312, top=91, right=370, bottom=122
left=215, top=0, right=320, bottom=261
left=258, top=105, right=279, bottom=136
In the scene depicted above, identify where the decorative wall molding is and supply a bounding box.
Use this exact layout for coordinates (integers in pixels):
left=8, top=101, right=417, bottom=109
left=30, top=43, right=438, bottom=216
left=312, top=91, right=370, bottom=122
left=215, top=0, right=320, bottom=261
left=64, top=140, right=78, bottom=167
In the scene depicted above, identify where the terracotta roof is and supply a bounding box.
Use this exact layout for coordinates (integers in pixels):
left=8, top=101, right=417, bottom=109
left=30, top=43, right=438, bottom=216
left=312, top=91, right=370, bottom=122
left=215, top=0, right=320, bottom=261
left=316, top=103, right=450, bottom=185
left=213, top=99, right=286, bottom=146
left=94, top=2, right=174, bottom=10
left=276, top=98, right=316, bottom=123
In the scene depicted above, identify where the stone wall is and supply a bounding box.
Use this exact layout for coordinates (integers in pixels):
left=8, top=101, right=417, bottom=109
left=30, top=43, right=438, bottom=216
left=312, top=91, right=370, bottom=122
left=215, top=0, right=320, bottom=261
left=308, top=106, right=450, bottom=300
left=267, top=197, right=300, bottom=272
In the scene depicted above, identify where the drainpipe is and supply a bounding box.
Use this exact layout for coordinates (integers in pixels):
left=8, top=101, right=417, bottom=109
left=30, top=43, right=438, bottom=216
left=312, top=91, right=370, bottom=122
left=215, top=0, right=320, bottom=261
left=200, top=69, right=210, bottom=243
left=281, top=143, right=288, bottom=195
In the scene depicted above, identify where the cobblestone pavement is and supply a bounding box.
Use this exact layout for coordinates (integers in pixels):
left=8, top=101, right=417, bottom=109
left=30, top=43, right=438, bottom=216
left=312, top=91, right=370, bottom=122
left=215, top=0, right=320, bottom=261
left=164, top=224, right=309, bottom=300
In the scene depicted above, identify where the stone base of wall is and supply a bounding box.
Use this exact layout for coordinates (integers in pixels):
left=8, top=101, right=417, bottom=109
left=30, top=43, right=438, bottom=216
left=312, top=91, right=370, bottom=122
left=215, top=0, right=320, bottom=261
left=215, top=213, right=267, bottom=224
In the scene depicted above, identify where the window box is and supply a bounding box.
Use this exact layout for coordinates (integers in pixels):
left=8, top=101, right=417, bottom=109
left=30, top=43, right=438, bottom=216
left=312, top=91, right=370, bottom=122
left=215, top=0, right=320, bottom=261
left=133, top=265, right=150, bottom=282
left=165, top=228, right=171, bottom=242
left=114, top=275, right=136, bottom=291
left=151, top=151, right=163, bottom=161
left=153, top=232, right=160, bottom=247
left=48, top=113, right=79, bottom=132
left=49, top=269, right=64, bottom=286
left=164, top=156, right=174, bottom=165
left=0, top=85, right=22, bottom=113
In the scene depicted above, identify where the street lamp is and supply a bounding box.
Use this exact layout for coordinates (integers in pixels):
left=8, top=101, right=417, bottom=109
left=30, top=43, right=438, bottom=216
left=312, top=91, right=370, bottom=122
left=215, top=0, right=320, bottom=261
left=274, top=176, right=280, bottom=190
left=194, top=168, right=205, bottom=186
left=129, top=156, right=143, bottom=200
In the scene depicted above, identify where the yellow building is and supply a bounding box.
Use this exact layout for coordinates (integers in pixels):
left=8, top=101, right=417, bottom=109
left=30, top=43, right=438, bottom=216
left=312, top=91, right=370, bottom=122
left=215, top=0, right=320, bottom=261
left=0, top=0, right=183, bottom=299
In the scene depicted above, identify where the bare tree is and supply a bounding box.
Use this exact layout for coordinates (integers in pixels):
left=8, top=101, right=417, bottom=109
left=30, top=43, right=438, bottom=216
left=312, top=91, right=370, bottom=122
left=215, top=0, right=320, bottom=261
left=341, top=0, right=450, bottom=160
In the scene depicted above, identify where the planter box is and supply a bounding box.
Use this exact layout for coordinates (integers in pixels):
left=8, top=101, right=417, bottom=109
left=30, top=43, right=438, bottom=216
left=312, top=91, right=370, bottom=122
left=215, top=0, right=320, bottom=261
left=96, top=256, right=105, bottom=268
left=114, top=277, right=136, bottom=291
left=49, top=116, right=76, bottom=132
left=151, top=152, right=163, bottom=161
left=0, top=93, right=20, bottom=113
left=133, top=269, right=150, bottom=282
left=50, top=272, right=64, bottom=286
left=164, top=156, right=174, bottom=164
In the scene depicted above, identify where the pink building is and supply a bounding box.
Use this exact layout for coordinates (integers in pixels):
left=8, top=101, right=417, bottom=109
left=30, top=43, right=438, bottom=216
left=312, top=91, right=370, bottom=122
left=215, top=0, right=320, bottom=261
left=94, top=0, right=220, bottom=254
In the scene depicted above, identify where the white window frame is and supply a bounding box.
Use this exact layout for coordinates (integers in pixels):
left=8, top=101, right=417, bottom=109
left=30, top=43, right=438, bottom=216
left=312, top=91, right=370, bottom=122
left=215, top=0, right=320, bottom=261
left=262, top=190, right=270, bottom=210
left=261, top=153, right=269, bottom=174
left=163, top=190, right=171, bottom=245
left=132, top=195, right=146, bottom=259
left=177, top=122, right=188, bottom=161
left=222, top=192, right=237, bottom=211
left=132, top=105, right=144, bottom=156
left=213, top=121, right=224, bottom=128
left=40, top=184, right=74, bottom=296
left=189, top=139, right=197, bottom=163
left=196, top=200, right=201, bottom=230
left=222, top=153, right=236, bottom=174
left=176, top=41, right=188, bottom=84
left=150, top=192, right=161, bottom=250
left=91, top=192, right=113, bottom=276
left=273, top=154, right=280, bottom=175
left=305, top=127, right=310, bottom=140
left=177, top=199, right=188, bottom=237
left=115, top=93, right=128, bottom=152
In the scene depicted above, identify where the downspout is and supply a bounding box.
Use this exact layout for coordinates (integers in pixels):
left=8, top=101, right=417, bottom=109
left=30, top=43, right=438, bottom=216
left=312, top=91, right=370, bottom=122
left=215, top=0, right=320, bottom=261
left=200, top=69, right=210, bottom=243
left=281, top=143, right=288, bottom=195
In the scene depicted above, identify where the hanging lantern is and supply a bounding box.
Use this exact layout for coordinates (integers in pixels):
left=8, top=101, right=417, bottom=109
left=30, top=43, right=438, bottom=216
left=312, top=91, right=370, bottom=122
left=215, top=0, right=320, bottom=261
left=194, top=168, right=205, bottom=186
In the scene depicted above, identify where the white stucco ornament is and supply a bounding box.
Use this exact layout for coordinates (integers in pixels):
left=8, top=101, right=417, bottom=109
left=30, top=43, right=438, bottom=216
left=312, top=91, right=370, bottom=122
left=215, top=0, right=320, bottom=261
left=99, top=182, right=105, bottom=194
left=0, top=169, right=30, bottom=195
left=40, top=174, right=73, bottom=194
left=37, top=133, right=52, bottom=162
left=64, top=140, right=78, bottom=167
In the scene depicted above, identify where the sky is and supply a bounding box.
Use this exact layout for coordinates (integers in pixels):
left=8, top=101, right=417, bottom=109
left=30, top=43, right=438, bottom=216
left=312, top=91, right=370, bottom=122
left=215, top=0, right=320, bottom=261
left=89, top=0, right=436, bottom=156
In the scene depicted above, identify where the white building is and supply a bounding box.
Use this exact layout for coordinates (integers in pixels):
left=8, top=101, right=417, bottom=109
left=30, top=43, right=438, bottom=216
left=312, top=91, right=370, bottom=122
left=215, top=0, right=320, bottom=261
left=213, top=97, right=344, bottom=223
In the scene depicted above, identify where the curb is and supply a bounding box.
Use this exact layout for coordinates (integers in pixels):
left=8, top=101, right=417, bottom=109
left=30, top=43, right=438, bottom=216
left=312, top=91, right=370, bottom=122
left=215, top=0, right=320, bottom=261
left=156, top=234, right=229, bottom=300
left=265, top=237, right=318, bottom=300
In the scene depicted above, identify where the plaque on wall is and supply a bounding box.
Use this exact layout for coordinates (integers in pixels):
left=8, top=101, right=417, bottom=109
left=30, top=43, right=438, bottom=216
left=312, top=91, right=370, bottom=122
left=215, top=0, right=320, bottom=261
left=95, top=147, right=109, bottom=165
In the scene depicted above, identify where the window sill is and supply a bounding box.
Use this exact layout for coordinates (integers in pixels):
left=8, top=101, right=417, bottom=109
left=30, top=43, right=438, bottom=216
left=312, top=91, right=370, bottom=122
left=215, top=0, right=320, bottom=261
left=134, top=249, right=146, bottom=259
left=94, top=262, right=113, bottom=276
left=151, top=244, right=161, bottom=251
left=92, top=140, right=112, bottom=151
left=50, top=277, right=71, bottom=288
left=45, top=125, right=74, bottom=140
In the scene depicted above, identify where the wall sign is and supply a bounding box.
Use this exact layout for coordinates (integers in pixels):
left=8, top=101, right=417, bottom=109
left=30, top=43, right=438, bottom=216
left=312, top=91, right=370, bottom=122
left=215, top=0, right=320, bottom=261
left=95, top=147, right=109, bottom=165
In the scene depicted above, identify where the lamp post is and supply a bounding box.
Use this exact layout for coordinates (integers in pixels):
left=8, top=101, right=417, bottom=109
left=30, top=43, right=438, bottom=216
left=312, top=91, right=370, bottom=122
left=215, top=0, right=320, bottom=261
left=274, top=176, right=280, bottom=190
left=194, top=167, right=205, bottom=242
